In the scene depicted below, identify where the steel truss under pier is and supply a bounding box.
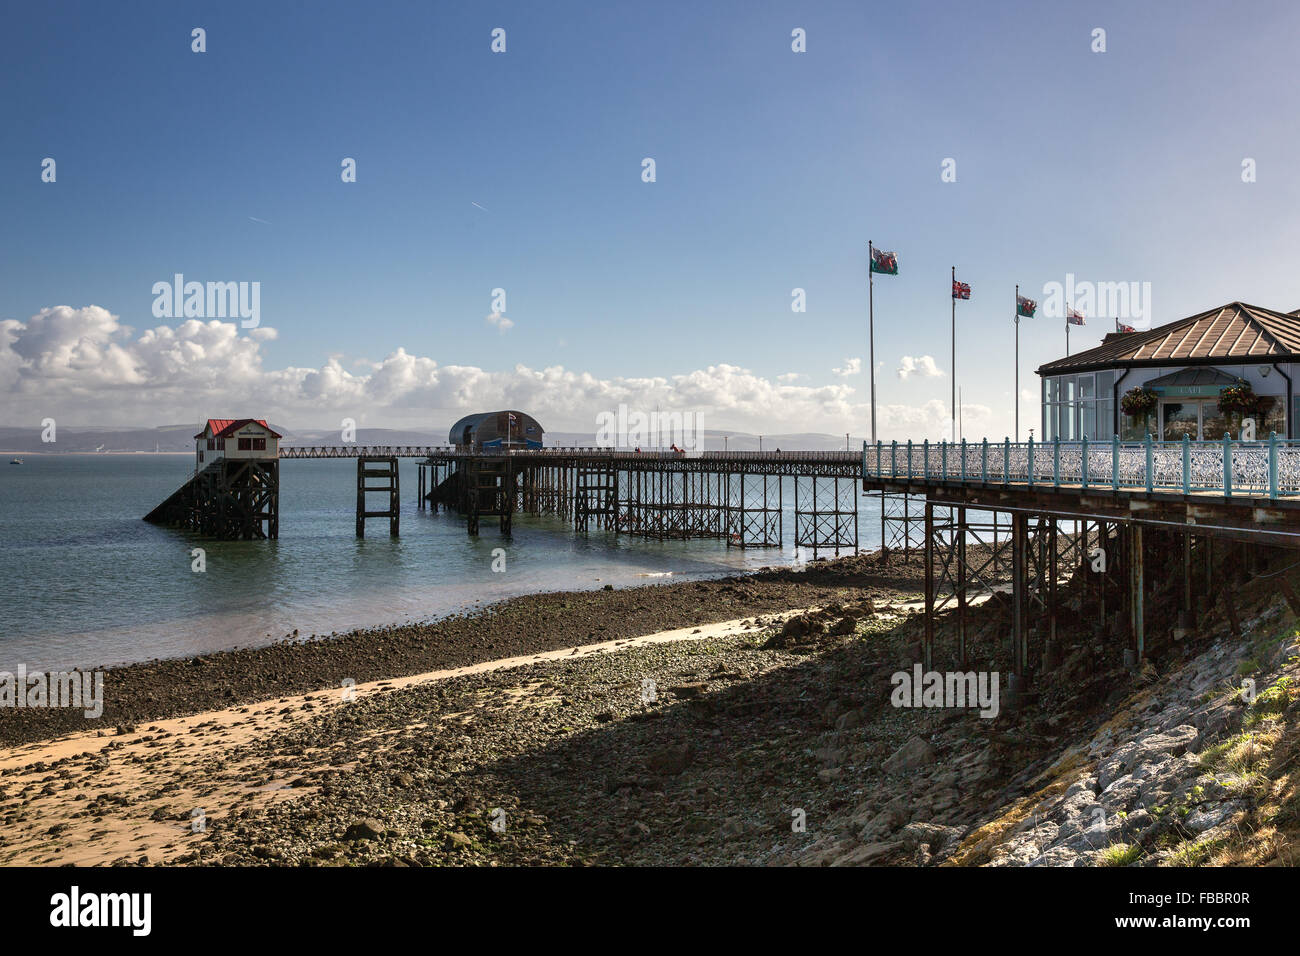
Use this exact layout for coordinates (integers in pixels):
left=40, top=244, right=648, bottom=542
left=868, top=469, right=1300, bottom=702
left=143, top=459, right=279, bottom=539
left=728, top=473, right=782, bottom=547
left=880, top=492, right=925, bottom=561
left=356, top=456, right=399, bottom=537
left=418, top=450, right=859, bottom=552
left=796, top=476, right=858, bottom=557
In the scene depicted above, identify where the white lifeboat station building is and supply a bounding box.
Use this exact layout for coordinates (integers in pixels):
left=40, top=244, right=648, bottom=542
left=195, top=418, right=281, bottom=469
left=1037, top=302, right=1299, bottom=443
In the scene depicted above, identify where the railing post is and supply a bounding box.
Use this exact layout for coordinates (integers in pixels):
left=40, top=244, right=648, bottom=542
left=1144, top=433, right=1153, bottom=492
left=961, top=438, right=967, bottom=480
left=907, top=440, right=914, bottom=481
left=1027, top=436, right=1034, bottom=488
left=1223, top=432, right=1232, bottom=497
left=1003, top=437, right=1010, bottom=483
left=1053, top=437, right=1060, bottom=488
left=1182, top=434, right=1190, bottom=495
left=942, top=440, right=948, bottom=480
left=1270, top=431, right=1279, bottom=500
left=876, top=440, right=882, bottom=478
left=862, top=440, right=868, bottom=479
left=1081, top=435, right=1089, bottom=489
left=981, top=438, right=988, bottom=482
left=923, top=439, right=929, bottom=481
left=1112, top=434, right=1120, bottom=491
left=891, top=440, right=898, bottom=478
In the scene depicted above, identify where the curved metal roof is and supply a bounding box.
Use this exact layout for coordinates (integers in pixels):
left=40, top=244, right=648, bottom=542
left=448, top=411, right=544, bottom=445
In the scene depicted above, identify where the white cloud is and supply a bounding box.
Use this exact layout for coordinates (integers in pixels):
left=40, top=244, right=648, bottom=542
left=0, top=305, right=1008, bottom=441
left=485, top=312, right=514, bottom=334
left=897, top=355, right=944, bottom=380
left=833, top=357, right=861, bottom=377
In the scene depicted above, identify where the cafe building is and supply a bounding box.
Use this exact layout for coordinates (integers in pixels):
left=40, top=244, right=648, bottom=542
left=1036, top=302, right=1300, bottom=442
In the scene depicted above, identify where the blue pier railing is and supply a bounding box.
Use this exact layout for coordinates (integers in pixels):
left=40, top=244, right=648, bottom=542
left=863, top=434, right=1300, bottom=501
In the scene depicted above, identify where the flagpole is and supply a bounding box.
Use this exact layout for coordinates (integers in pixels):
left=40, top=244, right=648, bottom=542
left=951, top=265, right=956, bottom=442
left=1066, top=303, right=1071, bottom=357
left=869, top=240, right=876, bottom=446
left=1015, top=284, right=1020, bottom=442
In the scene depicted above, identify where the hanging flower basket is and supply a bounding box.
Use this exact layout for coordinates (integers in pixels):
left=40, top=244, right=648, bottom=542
left=1120, top=386, right=1157, bottom=417
left=1218, top=381, right=1259, bottom=417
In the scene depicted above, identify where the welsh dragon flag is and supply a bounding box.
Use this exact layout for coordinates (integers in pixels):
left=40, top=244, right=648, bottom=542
left=1016, top=294, right=1037, bottom=318
left=1067, top=307, right=1086, bottom=326
left=870, top=247, right=899, bottom=275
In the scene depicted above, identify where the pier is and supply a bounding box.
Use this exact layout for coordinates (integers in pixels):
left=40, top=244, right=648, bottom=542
left=144, top=440, right=863, bottom=553
left=864, top=435, right=1300, bottom=699
left=417, top=448, right=861, bottom=551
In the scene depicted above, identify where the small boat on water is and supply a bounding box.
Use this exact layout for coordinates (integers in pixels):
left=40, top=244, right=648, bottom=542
left=9, top=458, right=23, bottom=465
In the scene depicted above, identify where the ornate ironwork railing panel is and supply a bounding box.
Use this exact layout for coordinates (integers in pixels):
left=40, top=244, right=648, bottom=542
left=863, top=435, right=1300, bottom=500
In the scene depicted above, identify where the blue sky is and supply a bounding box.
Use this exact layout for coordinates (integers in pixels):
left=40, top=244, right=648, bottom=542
left=4, top=0, right=1300, bottom=438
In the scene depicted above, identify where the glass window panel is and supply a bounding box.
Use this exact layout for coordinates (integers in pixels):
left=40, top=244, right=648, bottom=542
left=1121, top=413, right=1145, bottom=441
left=1078, top=374, right=1095, bottom=400
left=1244, top=397, right=1285, bottom=439
left=1201, top=401, right=1229, bottom=441
left=1096, top=370, right=1114, bottom=397
left=1097, top=400, right=1114, bottom=439
left=1162, top=402, right=1198, bottom=442
left=1082, top=402, right=1097, bottom=440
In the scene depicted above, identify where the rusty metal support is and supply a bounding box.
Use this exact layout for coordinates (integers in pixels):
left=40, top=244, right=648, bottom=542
left=1012, top=511, right=1028, bottom=681
left=924, top=500, right=935, bottom=672
left=1130, top=523, right=1144, bottom=661
left=956, top=505, right=968, bottom=667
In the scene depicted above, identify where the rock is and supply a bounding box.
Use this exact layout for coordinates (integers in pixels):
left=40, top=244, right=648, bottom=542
left=343, top=818, right=386, bottom=841
left=1098, top=725, right=1198, bottom=789
left=835, top=709, right=864, bottom=731
left=899, top=821, right=962, bottom=853
left=830, top=841, right=902, bottom=866
left=647, top=742, right=694, bottom=775
left=883, top=736, right=937, bottom=775
left=821, top=701, right=846, bottom=727
left=445, top=832, right=473, bottom=851
left=1184, top=802, right=1241, bottom=833
left=782, top=616, right=811, bottom=639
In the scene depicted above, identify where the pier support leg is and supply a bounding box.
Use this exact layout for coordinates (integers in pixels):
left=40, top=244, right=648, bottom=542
left=1130, top=524, right=1144, bottom=662
left=957, top=506, right=968, bottom=668
left=1012, top=511, right=1028, bottom=684
left=924, top=501, right=934, bottom=672
left=1048, top=517, right=1058, bottom=651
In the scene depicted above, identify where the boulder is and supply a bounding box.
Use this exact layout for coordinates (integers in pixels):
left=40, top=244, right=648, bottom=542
left=647, top=742, right=694, bottom=775
left=883, top=735, right=937, bottom=775
left=343, top=818, right=386, bottom=841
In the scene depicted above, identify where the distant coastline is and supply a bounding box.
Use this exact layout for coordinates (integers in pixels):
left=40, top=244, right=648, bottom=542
left=0, top=450, right=192, bottom=456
